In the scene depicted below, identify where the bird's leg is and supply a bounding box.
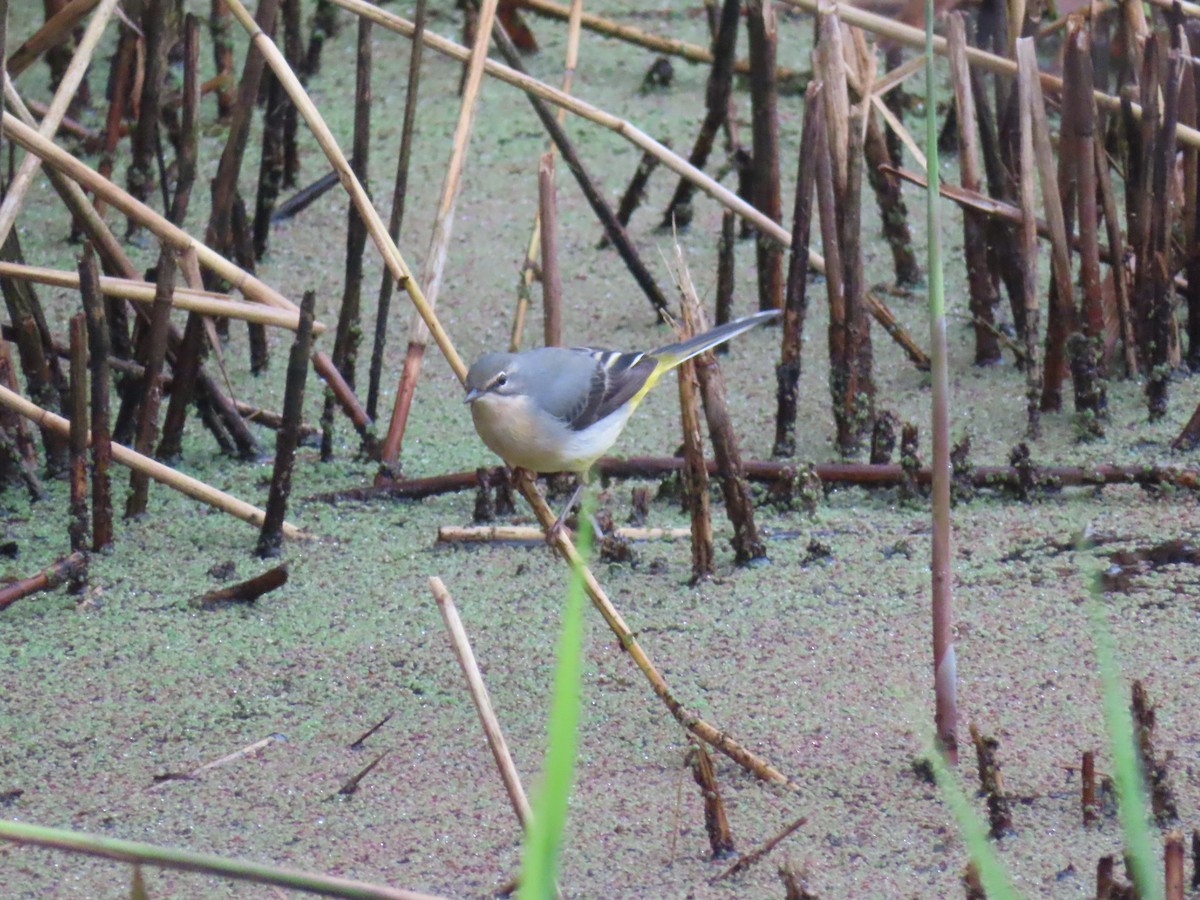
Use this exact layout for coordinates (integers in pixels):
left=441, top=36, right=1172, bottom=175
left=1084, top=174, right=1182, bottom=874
left=546, top=476, right=586, bottom=545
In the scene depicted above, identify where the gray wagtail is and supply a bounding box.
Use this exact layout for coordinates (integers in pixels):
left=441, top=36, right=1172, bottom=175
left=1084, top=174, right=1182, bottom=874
left=464, top=309, right=779, bottom=533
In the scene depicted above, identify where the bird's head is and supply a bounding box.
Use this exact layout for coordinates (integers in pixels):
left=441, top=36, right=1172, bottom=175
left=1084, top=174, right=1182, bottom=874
left=464, top=352, right=522, bottom=405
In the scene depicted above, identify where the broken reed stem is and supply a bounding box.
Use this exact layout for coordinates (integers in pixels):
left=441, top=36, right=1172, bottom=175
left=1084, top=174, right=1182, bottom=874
left=715, top=210, right=735, bottom=334
left=1165, top=830, right=1184, bottom=900
left=1016, top=40, right=1042, bottom=439
left=0, top=262, right=313, bottom=332
left=0, top=551, right=87, bottom=611
left=126, top=0, right=169, bottom=225
left=0, top=111, right=295, bottom=313
left=539, top=152, right=563, bottom=347
left=1082, top=749, right=1098, bottom=825
left=690, top=741, right=736, bottom=859
left=0, top=0, right=119, bottom=251
left=258, top=290, right=316, bottom=558
left=7, top=0, right=97, bottom=78
left=746, top=0, right=783, bottom=312
left=125, top=246, right=174, bottom=517
left=375, top=0, right=502, bottom=471
left=322, top=14, right=375, bottom=461
left=78, top=246, right=112, bottom=551
left=366, top=0, right=426, bottom=420
left=207, top=0, right=279, bottom=265
left=672, top=247, right=766, bottom=564
left=968, top=723, right=1012, bottom=837
left=0, top=384, right=303, bottom=538
left=774, top=83, right=821, bottom=458
left=676, top=346, right=714, bottom=583
left=602, top=147, right=661, bottom=249
left=67, top=313, right=89, bottom=572
left=191, top=565, right=288, bottom=608
left=948, top=14, right=1000, bottom=365
left=514, top=470, right=798, bottom=790
left=429, top=577, right=534, bottom=827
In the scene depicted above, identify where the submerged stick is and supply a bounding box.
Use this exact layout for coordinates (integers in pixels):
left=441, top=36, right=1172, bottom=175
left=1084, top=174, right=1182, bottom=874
left=191, top=565, right=288, bottom=608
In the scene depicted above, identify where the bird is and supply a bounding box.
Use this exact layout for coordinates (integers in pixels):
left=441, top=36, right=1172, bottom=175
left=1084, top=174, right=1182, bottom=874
left=463, top=309, right=780, bottom=535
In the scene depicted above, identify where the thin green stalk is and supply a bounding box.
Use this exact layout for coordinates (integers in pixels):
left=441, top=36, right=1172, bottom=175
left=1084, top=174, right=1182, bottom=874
left=925, top=0, right=956, bottom=757
left=519, top=495, right=595, bottom=900
left=1088, top=572, right=1163, bottom=899
left=927, top=746, right=1020, bottom=899
left=0, top=820, right=439, bottom=899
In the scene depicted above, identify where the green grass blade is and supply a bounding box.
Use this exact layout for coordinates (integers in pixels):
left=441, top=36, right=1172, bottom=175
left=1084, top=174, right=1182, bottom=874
left=927, top=747, right=1021, bottom=899
left=519, top=497, right=595, bottom=900
left=1088, top=572, right=1163, bottom=898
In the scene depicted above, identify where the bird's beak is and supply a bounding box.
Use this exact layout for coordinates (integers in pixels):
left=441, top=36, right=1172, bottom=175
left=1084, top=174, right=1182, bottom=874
left=464, top=388, right=481, bottom=404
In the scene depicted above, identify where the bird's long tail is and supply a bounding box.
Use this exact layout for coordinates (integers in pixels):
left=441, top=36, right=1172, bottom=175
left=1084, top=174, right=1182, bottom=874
left=649, top=309, right=780, bottom=369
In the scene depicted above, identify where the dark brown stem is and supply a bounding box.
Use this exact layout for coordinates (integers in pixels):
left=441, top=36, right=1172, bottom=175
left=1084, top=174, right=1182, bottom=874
left=864, top=108, right=920, bottom=288
left=745, top=0, right=783, bottom=312
left=191, top=564, right=288, bottom=608
left=1081, top=749, right=1098, bottom=825
left=600, top=147, right=661, bottom=248
left=690, top=742, right=735, bottom=859
left=79, top=247, right=112, bottom=551
left=715, top=209, right=735, bottom=337
left=209, top=0, right=237, bottom=119
left=1165, top=830, right=1184, bottom=900
left=126, top=0, right=171, bottom=232
left=252, top=71, right=287, bottom=258
left=125, top=247, right=177, bottom=519
left=279, top=0, right=303, bottom=185
left=0, top=551, right=87, bottom=611
left=301, top=0, right=341, bottom=79
left=709, top=816, right=807, bottom=884
left=539, top=151, right=562, bottom=348
left=968, top=722, right=1012, bottom=838
left=67, top=313, right=88, bottom=579
left=774, top=83, right=821, bottom=457
left=258, top=291, right=316, bottom=557
left=367, top=0, right=426, bottom=421
left=676, top=349, right=713, bottom=583
left=322, top=15, right=374, bottom=457
left=94, top=23, right=137, bottom=223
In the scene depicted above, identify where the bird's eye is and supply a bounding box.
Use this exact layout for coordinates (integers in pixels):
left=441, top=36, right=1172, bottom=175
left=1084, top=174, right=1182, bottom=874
left=495, top=373, right=508, bottom=388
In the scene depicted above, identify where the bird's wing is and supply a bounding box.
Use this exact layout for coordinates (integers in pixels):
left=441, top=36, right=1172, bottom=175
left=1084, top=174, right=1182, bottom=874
left=563, top=349, right=658, bottom=432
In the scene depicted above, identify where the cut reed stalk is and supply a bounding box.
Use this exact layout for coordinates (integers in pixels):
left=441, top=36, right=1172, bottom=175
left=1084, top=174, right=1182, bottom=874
left=746, top=0, right=783, bottom=312
left=539, top=152, right=563, bottom=347
left=1015, top=39, right=1042, bottom=438
left=78, top=247, right=112, bottom=550
left=67, top=313, right=88, bottom=567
